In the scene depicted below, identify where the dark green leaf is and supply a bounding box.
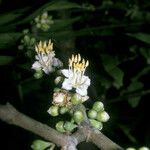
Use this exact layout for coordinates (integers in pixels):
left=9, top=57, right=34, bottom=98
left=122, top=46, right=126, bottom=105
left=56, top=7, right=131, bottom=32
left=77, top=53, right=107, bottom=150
left=128, top=96, right=141, bottom=108
left=0, top=33, right=22, bottom=48
left=0, top=56, right=14, bottom=65
left=127, top=33, right=150, bottom=45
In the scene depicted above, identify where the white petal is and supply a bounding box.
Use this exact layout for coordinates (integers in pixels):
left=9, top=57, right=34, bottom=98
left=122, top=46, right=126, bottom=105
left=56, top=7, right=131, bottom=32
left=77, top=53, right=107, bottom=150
left=42, top=55, right=49, bottom=62
left=62, top=78, right=72, bottom=90
left=53, top=58, right=63, bottom=67
left=76, top=86, right=87, bottom=96
left=61, top=69, right=69, bottom=78
left=32, top=61, right=41, bottom=70
left=35, top=55, right=40, bottom=60
left=42, top=66, right=54, bottom=74
left=82, top=76, right=91, bottom=86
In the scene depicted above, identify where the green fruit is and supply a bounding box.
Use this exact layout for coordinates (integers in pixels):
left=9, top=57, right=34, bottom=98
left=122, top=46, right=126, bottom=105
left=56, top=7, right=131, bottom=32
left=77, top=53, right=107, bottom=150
left=139, top=147, right=150, bottom=150
left=59, top=107, right=69, bottom=114
left=64, top=121, right=77, bottom=132
left=89, top=119, right=103, bottom=130
left=71, top=94, right=82, bottom=105
left=96, top=111, right=110, bottom=122
left=47, top=105, right=59, bottom=116
left=92, top=101, right=104, bottom=112
left=55, top=121, right=65, bottom=133
left=126, top=148, right=136, bottom=150
left=73, top=111, right=84, bottom=124
left=88, top=109, right=97, bottom=119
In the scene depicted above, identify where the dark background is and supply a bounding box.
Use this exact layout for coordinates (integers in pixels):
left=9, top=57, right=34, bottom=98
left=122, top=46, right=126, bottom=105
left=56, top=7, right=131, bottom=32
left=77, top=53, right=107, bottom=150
left=0, top=0, right=150, bottom=149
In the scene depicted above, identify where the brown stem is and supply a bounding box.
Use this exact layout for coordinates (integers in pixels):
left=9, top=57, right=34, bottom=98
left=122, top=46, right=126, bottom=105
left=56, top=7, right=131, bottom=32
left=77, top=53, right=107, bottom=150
left=0, top=103, right=124, bottom=150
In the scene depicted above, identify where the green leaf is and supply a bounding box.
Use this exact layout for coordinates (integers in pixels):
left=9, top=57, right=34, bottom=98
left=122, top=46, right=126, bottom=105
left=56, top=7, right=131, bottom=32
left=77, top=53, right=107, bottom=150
left=128, top=96, right=141, bottom=108
left=127, top=33, right=150, bottom=45
left=112, top=67, right=124, bottom=89
left=0, top=56, right=14, bottom=65
left=127, top=81, right=144, bottom=92
left=18, top=1, right=80, bottom=25
left=45, top=0, right=81, bottom=11
left=0, top=33, right=22, bottom=48
left=101, top=55, right=124, bottom=88
left=0, top=12, right=21, bottom=25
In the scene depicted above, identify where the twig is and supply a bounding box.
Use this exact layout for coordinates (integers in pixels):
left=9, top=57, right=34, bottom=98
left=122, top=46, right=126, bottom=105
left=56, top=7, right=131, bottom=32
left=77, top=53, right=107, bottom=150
left=0, top=103, right=124, bottom=150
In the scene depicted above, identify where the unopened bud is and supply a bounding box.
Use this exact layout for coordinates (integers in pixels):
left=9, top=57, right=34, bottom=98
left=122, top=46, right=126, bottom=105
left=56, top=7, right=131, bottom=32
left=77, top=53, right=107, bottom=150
left=96, top=111, right=110, bottom=122
left=139, top=147, right=150, bottom=150
left=47, top=105, right=59, bottom=116
left=93, top=101, right=104, bottom=112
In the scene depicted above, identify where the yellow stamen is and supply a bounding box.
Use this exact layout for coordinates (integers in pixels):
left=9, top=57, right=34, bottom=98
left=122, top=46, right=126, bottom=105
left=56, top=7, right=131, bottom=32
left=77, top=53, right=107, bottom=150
left=35, top=40, right=53, bottom=54
left=69, top=54, right=89, bottom=73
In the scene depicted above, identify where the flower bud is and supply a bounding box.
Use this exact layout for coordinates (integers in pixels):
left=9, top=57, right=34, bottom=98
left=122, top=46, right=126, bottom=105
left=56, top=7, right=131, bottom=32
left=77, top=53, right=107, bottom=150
left=89, top=119, right=103, bottom=130
left=139, top=147, right=150, bottom=150
left=31, top=139, right=51, bottom=150
left=59, top=107, right=69, bottom=114
left=53, top=88, right=61, bottom=92
left=24, top=35, right=30, bottom=45
left=23, top=29, right=29, bottom=34
left=126, top=148, right=136, bottom=150
left=34, top=70, right=43, bottom=79
left=88, top=109, right=97, bottom=119
left=47, top=105, right=59, bottom=116
left=64, top=121, right=77, bottom=132
left=36, top=23, right=41, bottom=28
left=92, top=101, right=104, bottom=112
left=96, top=111, right=110, bottom=122
left=18, top=45, right=24, bottom=50
left=53, top=92, right=66, bottom=106
left=55, top=121, right=65, bottom=133
left=71, top=93, right=82, bottom=105
left=73, top=111, right=84, bottom=124
left=54, top=76, right=63, bottom=85
left=41, top=12, right=48, bottom=19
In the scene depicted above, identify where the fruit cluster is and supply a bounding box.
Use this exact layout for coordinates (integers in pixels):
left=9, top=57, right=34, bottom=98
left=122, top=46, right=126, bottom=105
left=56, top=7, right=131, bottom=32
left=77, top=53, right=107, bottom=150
left=88, top=101, right=110, bottom=130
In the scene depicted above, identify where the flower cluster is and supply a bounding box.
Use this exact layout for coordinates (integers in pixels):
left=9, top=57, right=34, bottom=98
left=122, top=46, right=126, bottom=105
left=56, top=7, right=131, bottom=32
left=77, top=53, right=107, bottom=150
left=46, top=54, right=109, bottom=133
left=32, top=40, right=63, bottom=74
left=33, top=12, right=54, bottom=31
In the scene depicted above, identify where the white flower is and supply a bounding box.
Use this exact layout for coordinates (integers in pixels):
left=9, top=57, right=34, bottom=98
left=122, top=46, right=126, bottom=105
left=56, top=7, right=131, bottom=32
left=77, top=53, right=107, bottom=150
left=52, top=90, right=72, bottom=107
left=61, top=54, right=90, bottom=96
left=32, top=40, right=63, bottom=74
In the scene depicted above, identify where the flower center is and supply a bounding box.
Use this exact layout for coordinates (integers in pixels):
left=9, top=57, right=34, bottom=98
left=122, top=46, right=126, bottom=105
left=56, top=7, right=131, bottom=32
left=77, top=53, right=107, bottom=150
left=35, top=40, right=53, bottom=54
left=68, top=54, right=89, bottom=87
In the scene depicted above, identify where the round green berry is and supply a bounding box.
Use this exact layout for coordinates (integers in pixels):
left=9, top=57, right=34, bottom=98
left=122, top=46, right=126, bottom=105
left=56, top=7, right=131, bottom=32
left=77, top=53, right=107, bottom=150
left=71, top=94, right=82, bottom=105
left=55, top=121, right=65, bottom=133
left=96, top=111, right=110, bottom=122
left=139, top=147, right=150, bottom=150
left=126, top=148, right=136, bottom=150
left=73, top=111, right=84, bottom=124
left=92, top=101, right=104, bottom=112
left=89, top=119, right=103, bottom=130
left=59, top=107, right=69, bottom=114
left=47, top=105, right=59, bottom=117
left=88, top=109, right=97, bottom=119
